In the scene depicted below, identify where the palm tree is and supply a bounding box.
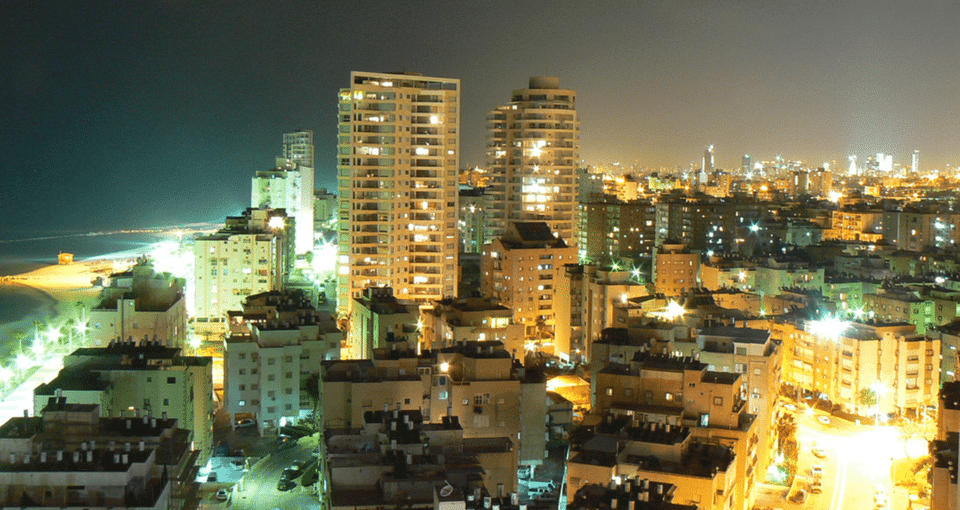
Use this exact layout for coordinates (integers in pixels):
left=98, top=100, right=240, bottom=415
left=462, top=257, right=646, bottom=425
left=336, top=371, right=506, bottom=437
left=32, top=319, right=42, bottom=349
left=13, top=329, right=26, bottom=354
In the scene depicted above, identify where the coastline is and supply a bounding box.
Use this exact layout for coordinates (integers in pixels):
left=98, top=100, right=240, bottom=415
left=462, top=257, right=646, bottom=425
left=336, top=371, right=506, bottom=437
left=0, top=262, right=113, bottom=359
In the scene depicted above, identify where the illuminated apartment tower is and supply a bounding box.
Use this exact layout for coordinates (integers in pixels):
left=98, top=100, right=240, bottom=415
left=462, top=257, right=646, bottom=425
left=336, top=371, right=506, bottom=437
left=741, top=154, right=751, bottom=175
left=336, top=72, right=460, bottom=315
left=485, top=76, right=580, bottom=244
left=913, top=149, right=920, bottom=174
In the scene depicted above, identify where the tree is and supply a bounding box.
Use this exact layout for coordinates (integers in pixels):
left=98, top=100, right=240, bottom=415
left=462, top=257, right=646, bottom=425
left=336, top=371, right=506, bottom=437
left=859, top=388, right=878, bottom=408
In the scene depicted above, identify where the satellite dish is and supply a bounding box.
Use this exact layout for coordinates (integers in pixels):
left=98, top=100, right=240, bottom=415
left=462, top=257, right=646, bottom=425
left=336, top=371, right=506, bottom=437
left=440, top=484, right=454, bottom=497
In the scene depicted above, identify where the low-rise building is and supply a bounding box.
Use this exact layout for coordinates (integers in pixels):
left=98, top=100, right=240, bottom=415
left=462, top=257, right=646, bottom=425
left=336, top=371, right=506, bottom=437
left=775, top=318, right=939, bottom=417
left=350, top=286, right=419, bottom=360
left=89, top=259, right=186, bottom=348
left=481, top=222, right=577, bottom=342
left=652, top=243, right=698, bottom=298
left=555, top=265, right=648, bottom=362
left=224, top=290, right=342, bottom=432
left=322, top=341, right=547, bottom=490
left=421, top=297, right=524, bottom=355
left=33, top=343, right=213, bottom=459
left=0, top=400, right=194, bottom=510
left=591, top=352, right=760, bottom=510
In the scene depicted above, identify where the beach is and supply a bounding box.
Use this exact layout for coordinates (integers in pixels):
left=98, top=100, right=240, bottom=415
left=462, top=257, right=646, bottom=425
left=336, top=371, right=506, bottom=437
left=0, top=262, right=111, bottom=359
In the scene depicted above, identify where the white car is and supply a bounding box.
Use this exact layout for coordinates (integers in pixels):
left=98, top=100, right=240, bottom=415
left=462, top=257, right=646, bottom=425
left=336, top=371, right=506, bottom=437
left=215, top=489, right=229, bottom=501
left=817, top=415, right=831, bottom=425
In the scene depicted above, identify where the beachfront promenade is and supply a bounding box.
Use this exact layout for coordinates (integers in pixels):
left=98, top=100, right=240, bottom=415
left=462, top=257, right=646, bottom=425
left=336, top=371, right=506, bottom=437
left=0, top=356, right=64, bottom=423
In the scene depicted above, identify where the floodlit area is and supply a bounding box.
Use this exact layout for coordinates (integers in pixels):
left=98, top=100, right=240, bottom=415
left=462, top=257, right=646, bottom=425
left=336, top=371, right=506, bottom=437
left=758, top=403, right=932, bottom=510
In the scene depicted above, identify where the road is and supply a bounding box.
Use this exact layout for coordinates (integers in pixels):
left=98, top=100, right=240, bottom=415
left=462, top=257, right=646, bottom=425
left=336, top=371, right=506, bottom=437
left=228, top=435, right=322, bottom=510
left=792, top=410, right=923, bottom=510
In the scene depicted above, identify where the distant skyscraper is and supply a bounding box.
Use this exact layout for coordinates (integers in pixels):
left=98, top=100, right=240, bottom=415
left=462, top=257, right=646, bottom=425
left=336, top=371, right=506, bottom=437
left=336, top=71, right=460, bottom=316
left=913, top=150, right=920, bottom=174
left=741, top=154, right=751, bottom=175
left=696, top=144, right=714, bottom=190
left=703, top=145, right=715, bottom=174
left=486, top=76, right=580, bottom=244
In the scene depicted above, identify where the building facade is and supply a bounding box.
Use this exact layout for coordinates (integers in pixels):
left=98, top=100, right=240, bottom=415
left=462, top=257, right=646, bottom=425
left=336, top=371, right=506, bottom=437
left=193, top=208, right=292, bottom=331
left=336, top=71, right=460, bottom=315
left=485, top=76, right=579, bottom=245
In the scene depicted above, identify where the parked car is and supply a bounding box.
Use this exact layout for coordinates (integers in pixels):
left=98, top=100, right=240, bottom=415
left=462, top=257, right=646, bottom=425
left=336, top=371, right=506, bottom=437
left=206, top=472, right=218, bottom=483
left=811, top=463, right=823, bottom=478
left=277, top=478, right=296, bottom=491
left=215, top=489, right=229, bottom=501
left=236, top=418, right=257, bottom=429
left=810, top=480, right=822, bottom=494
left=817, top=415, right=831, bottom=425
left=812, top=447, right=827, bottom=459
left=278, top=436, right=298, bottom=450
left=790, top=490, right=808, bottom=504
left=286, top=460, right=308, bottom=477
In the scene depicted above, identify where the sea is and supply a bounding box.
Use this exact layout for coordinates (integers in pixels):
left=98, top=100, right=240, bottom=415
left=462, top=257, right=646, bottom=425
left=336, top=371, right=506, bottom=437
left=0, top=231, right=171, bottom=326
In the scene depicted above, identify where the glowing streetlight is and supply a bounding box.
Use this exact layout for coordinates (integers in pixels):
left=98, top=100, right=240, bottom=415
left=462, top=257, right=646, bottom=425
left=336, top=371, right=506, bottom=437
left=15, top=353, right=33, bottom=372
left=47, top=327, right=61, bottom=345
left=0, top=366, right=13, bottom=386
left=439, top=362, right=450, bottom=373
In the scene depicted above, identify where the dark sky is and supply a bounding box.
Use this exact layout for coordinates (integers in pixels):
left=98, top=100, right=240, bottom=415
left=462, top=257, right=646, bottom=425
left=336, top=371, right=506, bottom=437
left=2, top=0, right=958, bottom=236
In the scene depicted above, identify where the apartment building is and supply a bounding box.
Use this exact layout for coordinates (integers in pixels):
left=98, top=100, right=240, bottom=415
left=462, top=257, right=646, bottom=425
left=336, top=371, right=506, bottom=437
left=566, top=416, right=736, bottom=509
left=327, top=409, right=521, bottom=509
left=775, top=318, right=940, bottom=416
left=652, top=243, right=699, bottom=297
left=694, top=326, right=781, bottom=475
left=863, top=288, right=934, bottom=334
left=883, top=204, right=960, bottom=251
left=194, top=207, right=293, bottom=331
left=825, top=206, right=884, bottom=242
left=322, top=341, right=547, bottom=485
left=554, top=265, right=647, bottom=362
left=930, top=383, right=960, bottom=510
left=89, top=260, right=186, bottom=348
left=0, top=400, right=194, bottom=510
left=224, top=290, right=342, bottom=432
left=754, top=257, right=824, bottom=298
left=350, top=286, right=420, bottom=360
left=590, top=352, right=761, bottom=510
left=576, top=199, right=658, bottom=265
left=33, top=342, right=214, bottom=459
left=485, top=77, right=580, bottom=244
left=699, top=257, right=756, bottom=292
left=421, top=297, right=524, bottom=355
left=336, top=71, right=460, bottom=315
left=481, top=222, right=577, bottom=343
left=459, top=187, right=490, bottom=254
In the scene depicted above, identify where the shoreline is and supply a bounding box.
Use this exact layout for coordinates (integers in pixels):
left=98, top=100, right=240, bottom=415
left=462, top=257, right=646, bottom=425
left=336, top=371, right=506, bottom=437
left=0, top=261, right=119, bottom=360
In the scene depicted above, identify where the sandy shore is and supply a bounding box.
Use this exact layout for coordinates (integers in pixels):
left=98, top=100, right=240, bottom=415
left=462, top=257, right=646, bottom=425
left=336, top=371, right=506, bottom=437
left=0, top=262, right=113, bottom=358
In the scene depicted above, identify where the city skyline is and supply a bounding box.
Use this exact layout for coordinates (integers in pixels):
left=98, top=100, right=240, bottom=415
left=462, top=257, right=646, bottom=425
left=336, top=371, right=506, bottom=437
left=2, top=1, right=958, bottom=235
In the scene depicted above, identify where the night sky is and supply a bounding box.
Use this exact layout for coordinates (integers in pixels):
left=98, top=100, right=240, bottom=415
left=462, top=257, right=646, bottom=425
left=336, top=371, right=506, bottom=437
left=2, top=0, right=958, bottom=236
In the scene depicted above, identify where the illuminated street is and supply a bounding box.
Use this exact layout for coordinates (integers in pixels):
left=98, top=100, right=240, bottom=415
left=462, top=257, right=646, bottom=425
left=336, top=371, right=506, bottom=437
left=779, top=408, right=928, bottom=510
